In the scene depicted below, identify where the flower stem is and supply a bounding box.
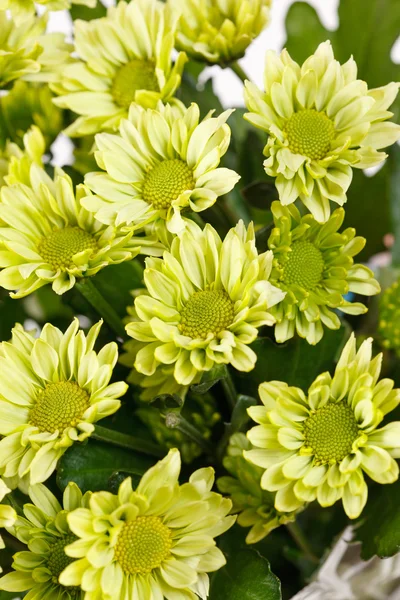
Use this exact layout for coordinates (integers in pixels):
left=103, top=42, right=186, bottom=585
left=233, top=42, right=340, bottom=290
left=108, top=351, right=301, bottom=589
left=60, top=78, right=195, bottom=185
left=286, top=522, right=319, bottom=564
left=221, top=365, right=238, bottom=410
left=230, top=61, right=248, bottom=84
left=165, top=413, right=214, bottom=456
left=76, top=278, right=127, bottom=340
left=93, top=425, right=164, bottom=458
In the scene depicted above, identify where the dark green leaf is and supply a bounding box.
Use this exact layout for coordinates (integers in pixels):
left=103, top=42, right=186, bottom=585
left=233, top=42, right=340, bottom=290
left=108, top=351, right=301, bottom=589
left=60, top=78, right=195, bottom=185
left=92, top=260, right=144, bottom=318
left=241, top=181, right=278, bottom=210
left=285, top=2, right=330, bottom=63
left=190, top=365, right=227, bottom=394
left=389, top=145, right=400, bottom=266
left=230, top=395, right=258, bottom=431
left=70, top=0, right=107, bottom=20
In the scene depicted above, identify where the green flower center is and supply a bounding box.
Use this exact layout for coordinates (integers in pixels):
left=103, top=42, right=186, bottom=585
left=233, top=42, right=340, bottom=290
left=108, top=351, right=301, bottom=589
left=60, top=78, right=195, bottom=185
left=285, top=109, right=335, bottom=160
left=303, top=402, right=359, bottom=465
left=142, top=159, right=195, bottom=210
left=179, top=289, right=235, bottom=339
left=115, top=516, right=172, bottom=575
left=47, top=534, right=76, bottom=584
left=282, top=241, right=324, bottom=290
left=29, top=382, right=90, bottom=434
left=38, top=227, right=97, bottom=271
left=111, top=59, right=159, bottom=109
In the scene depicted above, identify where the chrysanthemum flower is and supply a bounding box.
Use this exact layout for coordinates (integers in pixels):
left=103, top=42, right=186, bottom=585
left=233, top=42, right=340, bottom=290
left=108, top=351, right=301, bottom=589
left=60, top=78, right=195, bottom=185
left=125, top=220, right=285, bottom=385
left=84, top=101, right=240, bottom=235
left=3, top=0, right=94, bottom=26
left=267, top=201, right=380, bottom=345
left=0, top=479, right=16, bottom=573
left=51, top=0, right=187, bottom=137
left=0, top=319, right=127, bottom=484
left=244, top=41, right=400, bottom=222
left=218, top=433, right=300, bottom=544
left=0, top=125, right=44, bottom=188
left=59, top=449, right=235, bottom=599
left=245, top=334, right=400, bottom=519
left=0, top=165, right=162, bottom=297
left=379, top=279, right=400, bottom=354
left=0, top=12, right=72, bottom=87
left=0, top=482, right=89, bottom=598
left=169, top=0, right=271, bottom=64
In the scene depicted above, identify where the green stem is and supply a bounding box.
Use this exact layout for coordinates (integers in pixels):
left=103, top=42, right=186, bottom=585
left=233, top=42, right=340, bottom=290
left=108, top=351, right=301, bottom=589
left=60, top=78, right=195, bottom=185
left=76, top=278, right=127, bottom=340
left=165, top=413, right=214, bottom=456
left=230, top=61, right=249, bottom=84
left=286, top=522, right=319, bottom=564
left=221, top=365, right=238, bottom=410
left=93, top=425, right=164, bottom=458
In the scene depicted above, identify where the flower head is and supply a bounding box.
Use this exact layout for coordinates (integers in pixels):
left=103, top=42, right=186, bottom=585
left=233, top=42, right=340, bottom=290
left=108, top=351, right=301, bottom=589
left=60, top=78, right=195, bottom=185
left=84, top=101, right=240, bottom=235
left=59, top=449, right=235, bottom=599
left=0, top=319, right=126, bottom=484
left=267, top=201, right=380, bottom=345
left=0, top=125, right=44, bottom=188
left=0, top=479, right=16, bottom=572
left=0, top=164, right=158, bottom=297
left=51, top=0, right=187, bottom=136
left=0, top=12, right=72, bottom=87
left=245, top=334, right=400, bottom=519
left=0, top=482, right=89, bottom=598
left=218, top=433, right=300, bottom=544
left=378, top=278, right=400, bottom=354
left=3, top=0, right=95, bottom=26
left=125, top=220, right=285, bottom=385
left=244, top=41, right=400, bottom=222
left=170, top=0, right=271, bottom=64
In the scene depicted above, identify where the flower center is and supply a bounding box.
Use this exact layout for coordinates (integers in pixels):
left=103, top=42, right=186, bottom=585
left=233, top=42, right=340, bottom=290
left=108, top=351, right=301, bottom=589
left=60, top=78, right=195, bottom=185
left=179, top=289, right=235, bottom=339
left=29, top=381, right=90, bottom=434
left=142, top=159, right=195, bottom=210
left=111, top=59, right=159, bottom=109
left=47, top=534, right=76, bottom=584
left=282, top=241, right=324, bottom=290
left=303, top=402, right=359, bottom=465
left=38, top=227, right=97, bottom=271
left=115, top=516, right=172, bottom=575
left=285, top=109, right=335, bottom=160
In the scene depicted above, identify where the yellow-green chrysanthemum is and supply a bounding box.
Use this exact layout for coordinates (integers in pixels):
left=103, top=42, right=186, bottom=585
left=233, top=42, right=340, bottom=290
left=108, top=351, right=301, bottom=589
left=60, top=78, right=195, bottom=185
left=0, top=319, right=127, bottom=485
left=267, top=201, right=380, bottom=345
left=0, top=12, right=72, bottom=87
left=379, top=278, right=400, bottom=354
left=245, top=334, right=400, bottom=519
left=84, top=101, right=240, bottom=235
left=244, top=41, right=400, bottom=222
left=51, top=0, right=187, bottom=137
left=0, top=165, right=164, bottom=297
left=1, top=0, right=95, bottom=26
left=125, top=220, right=285, bottom=385
left=0, top=125, right=44, bottom=188
left=59, top=449, right=235, bottom=599
left=218, top=433, right=300, bottom=544
left=0, top=479, right=16, bottom=573
left=0, top=482, right=89, bottom=598
left=170, top=0, right=271, bottom=64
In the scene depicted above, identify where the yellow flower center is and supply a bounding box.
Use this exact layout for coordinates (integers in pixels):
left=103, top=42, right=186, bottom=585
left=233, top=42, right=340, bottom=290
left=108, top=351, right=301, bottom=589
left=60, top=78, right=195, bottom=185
left=285, top=109, right=335, bottom=160
left=111, top=59, right=159, bottom=109
left=38, top=227, right=97, bottom=271
left=303, top=402, right=359, bottom=465
left=47, top=534, right=76, bottom=584
left=29, top=382, right=90, bottom=433
left=142, top=159, right=195, bottom=210
left=282, top=241, right=324, bottom=290
left=115, top=516, right=172, bottom=575
left=179, top=289, right=235, bottom=339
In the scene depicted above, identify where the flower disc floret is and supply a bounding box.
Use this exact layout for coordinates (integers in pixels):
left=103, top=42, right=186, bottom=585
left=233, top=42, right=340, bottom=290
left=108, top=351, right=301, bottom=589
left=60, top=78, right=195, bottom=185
left=143, top=159, right=195, bottom=210
left=0, top=319, right=127, bottom=484
left=267, top=201, right=380, bottom=345
left=125, top=220, right=285, bottom=385
left=111, top=59, right=159, bottom=109
left=38, top=228, right=97, bottom=271
left=244, top=41, right=400, bottom=222
left=245, top=334, right=400, bottom=519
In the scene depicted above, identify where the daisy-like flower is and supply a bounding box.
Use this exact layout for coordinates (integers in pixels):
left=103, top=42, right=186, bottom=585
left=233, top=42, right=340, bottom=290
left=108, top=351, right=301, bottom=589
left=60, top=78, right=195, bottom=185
left=378, top=278, right=400, bottom=354
left=245, top=334, right=400, bottom=519
left=0, top=12, right=72, bottom=87
left=169, top=0, right=271, bottom=64
left=2, top=0, right=94, bottom=26
left=0, top=319, right=127, bottom=485
left=51, top=0, right=187, bottom=137
left=0, top=165, right=163, bottom=297
left=244, top=41, right=400, bottom=222
left=267, top=201, right=380, bottom=345
left=59, top=449, right=235, bottom=599
left=0, top=125, right=44, bottom=188
left=218, top=433, right=300, bottom=544
left=0, top=479, right=16, bottom=573
left=84, top=101, right=240, bottom=235
left=0, top=482, right=89, bottom=598
left=125, top=220, right=285, bottom=385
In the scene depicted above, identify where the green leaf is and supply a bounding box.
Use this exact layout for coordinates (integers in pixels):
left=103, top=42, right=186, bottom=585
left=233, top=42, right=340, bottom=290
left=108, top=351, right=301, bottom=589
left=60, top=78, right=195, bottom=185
left=209, top=547, right=281, bottom=600
left=190, top=364, right=228, bottom=394
left=92, top=260, right=144, bottom=318
left=70, top=0, right=107, bottom=20
left=57, top=439, right=154, bottom=493
left=389, top=145, right=400, bottom=266
left=285, top=2, right=329, bottom=63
